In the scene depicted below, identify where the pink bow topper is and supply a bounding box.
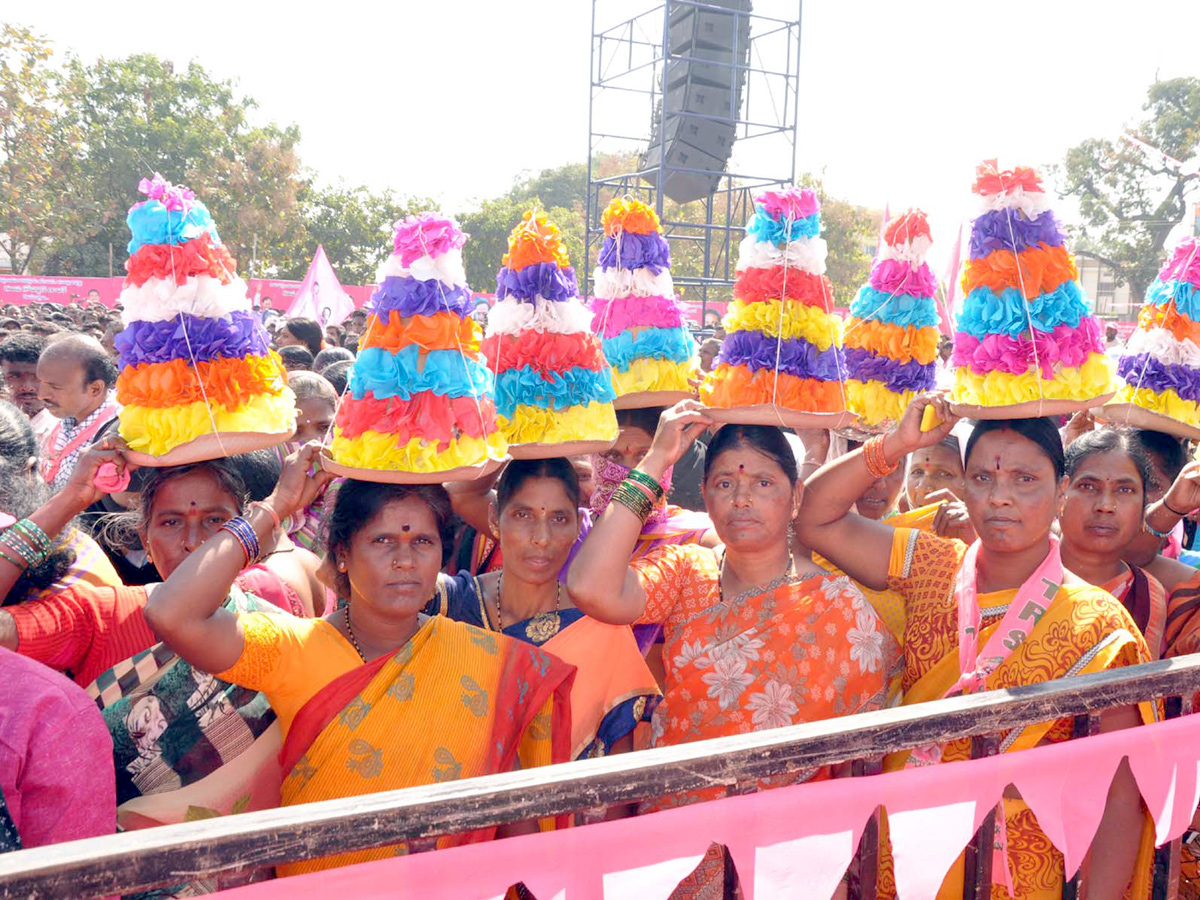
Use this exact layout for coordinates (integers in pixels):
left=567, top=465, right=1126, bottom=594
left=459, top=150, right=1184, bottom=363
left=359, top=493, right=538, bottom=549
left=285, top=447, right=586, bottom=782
left=0, top=512, right=15, bottom=530
left=138, top=173, right=196, bottom=212
left=93, top=461, right=131, bottom=494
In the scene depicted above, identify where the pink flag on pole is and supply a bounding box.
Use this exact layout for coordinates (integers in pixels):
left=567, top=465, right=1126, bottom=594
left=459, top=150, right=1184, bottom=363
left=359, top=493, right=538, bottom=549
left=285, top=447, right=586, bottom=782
left=938, top=222, right=964, bottom=337
left=288, top=245, right=355, bottom=327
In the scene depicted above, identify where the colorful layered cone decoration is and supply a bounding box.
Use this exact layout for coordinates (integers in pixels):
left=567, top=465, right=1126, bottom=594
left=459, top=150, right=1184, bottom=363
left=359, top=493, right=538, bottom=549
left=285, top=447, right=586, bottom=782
left=1104, top=237, right=1200, bottom=439
left=482, top=210, right=618, bottom=459
left=116, top=174, right=295, bottom=464
left=701, top=186, right=849, bottom=427
left=950, top=161, right=1114, bottom=417
left=590, top=197, right=697, bottom=408
left=326, top=213, right=507, bottom=482
left=845, top=210, right=940, bottom=430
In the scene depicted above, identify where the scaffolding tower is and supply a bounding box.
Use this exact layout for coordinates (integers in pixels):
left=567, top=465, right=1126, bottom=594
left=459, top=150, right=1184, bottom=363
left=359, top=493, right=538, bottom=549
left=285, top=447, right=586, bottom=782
left=586, top=0, right=803, bottom=324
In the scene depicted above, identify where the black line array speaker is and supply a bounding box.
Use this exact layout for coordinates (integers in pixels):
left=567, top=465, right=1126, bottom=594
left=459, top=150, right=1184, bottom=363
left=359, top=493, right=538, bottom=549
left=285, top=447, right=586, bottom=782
left=641, top=0, right=752, bottom=203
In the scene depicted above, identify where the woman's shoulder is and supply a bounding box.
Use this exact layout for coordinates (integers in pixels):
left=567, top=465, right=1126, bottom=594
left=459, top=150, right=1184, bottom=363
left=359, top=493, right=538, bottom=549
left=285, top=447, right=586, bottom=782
left=636, top=542, right=720, bottom=580
left=427, top=571, right=490, bottom=628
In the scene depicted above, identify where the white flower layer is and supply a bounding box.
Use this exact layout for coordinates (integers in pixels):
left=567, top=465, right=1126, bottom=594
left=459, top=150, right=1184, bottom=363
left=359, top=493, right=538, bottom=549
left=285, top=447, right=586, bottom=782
left=878, top=234, right=933, bottom=266
left=376, top=249, right=467, bottom=289
left=120, top=274, right=250, bottom=326
left=1124, top=326, right=1200, bottom=367
left=735, top=232, right=828, bottom=275
left=976, top=187, right=1052, bottom=220
left=591, top=266, right=676, bottom=301
left=484, top=296, right=593, bottom=339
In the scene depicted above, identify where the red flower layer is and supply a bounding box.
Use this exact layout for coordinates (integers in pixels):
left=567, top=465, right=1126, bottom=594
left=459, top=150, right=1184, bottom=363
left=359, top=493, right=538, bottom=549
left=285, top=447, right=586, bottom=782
left=124, top=234, right=238, bottom=287
left=733, top=267, right=834, bottom=310
left=335, top=392, right=497, bottom=444
left=481, top=329, right=606, bottom=377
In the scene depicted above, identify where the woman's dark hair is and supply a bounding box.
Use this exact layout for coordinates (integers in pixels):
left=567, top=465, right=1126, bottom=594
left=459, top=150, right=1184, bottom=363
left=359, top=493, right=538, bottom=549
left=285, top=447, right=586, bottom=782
left=321, top=480, right=454, bottom=599
left=313, top=346, right=354, bottom=372
left=278, top=345, right=314, bottom=371
left=616, top=406, right=664, bottom=438
left=704, top=423, right=799, bottom=487
left=282, top=318, right=323, bottom=356
left=963, top=418, right=1065, bottom=480
left=497, top=458, right=581, bottom=512
left=321, top=359, right=352, bottom=394
left=288, top=371, right=338, bottom=406
left=1064, top=428, right=1153, bottom=501
left=0, top=403, right=74, bottom=604
left=1130, top=429, right=1187, bottom=488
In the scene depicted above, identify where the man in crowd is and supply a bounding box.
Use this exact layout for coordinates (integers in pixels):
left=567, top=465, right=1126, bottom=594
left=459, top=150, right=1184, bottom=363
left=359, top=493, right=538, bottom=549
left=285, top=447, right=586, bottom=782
left=0, top=334, right=56, bottom=446
left=36, top=334, right=119, bottom=491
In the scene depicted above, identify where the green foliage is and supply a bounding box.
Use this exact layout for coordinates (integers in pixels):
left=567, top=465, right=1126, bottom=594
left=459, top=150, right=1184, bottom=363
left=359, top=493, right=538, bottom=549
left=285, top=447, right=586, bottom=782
left=0, top=23, right=95, bottom=274
left=1059, top=77, right=1200, bottom=302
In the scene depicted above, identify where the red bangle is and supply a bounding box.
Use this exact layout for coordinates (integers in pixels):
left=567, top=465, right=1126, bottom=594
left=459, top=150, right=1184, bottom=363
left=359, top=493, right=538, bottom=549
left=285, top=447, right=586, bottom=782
left=249, top=501, right=282, bottom=532
left=864, top=435, right=898, bottom=479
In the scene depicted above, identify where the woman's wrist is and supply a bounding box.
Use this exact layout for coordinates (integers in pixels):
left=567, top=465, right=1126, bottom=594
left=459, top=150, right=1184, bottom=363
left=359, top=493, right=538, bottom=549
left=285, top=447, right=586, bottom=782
left=637, top=451, right=671, bottom=482
left=881, top=430, right=913, bottom=465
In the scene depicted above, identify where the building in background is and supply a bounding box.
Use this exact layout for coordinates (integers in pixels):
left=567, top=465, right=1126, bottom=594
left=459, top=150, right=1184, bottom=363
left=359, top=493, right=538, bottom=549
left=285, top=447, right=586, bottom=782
left=1076, top=251, right=1136, bottom=321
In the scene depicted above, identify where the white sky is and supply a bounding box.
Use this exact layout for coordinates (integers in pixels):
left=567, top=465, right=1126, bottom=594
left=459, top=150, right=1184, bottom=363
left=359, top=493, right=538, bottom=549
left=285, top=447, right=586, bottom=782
left=18, top=0, right=1200, bottom=276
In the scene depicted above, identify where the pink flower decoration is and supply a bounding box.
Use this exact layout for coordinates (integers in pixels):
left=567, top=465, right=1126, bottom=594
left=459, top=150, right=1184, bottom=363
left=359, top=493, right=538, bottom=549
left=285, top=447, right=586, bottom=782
left=392, top=213, right=467, bottom=268
left=590, top=294, right=684, bottom=338
left=756, top=188, right=820, bottom=221
left=1158, top=237, right=1200, bottom=286
left=870, top=259, right=938, bottom=298
left=952, top=319, right=1103, bottom=379
left=0, top=512, right=14, bottom=530
left=137, top=173, right=195, bottom=212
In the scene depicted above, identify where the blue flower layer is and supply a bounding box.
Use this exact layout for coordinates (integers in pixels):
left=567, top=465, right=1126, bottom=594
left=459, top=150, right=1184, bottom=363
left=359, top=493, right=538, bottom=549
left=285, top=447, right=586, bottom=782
left=349, top=345, right=494, bottom=401
left=495, top=262, right=579, bottom=302
left=968, top=209, right=1066, bottom=261
left=598, top=232, right=671, bottom=273
left=602, top=326, right=695, bottom=370
left=116, top=311, right=268, bottom=368
left=718, top=329, right=845, bottom=381
left=850, top=285, right=939, bottom=329
left=956, top=280, right=1091, bottom=340
left=127, top=200, right=221, bottom=254
left=494, top=365, right=616, bottom=419
left=1146, top=279, right=1200, bottom=319
left=844, top=347, right=937, bottom=392
left=370, top=276, right=473, bottom=318
left=746, top=206, right=820, bottom=243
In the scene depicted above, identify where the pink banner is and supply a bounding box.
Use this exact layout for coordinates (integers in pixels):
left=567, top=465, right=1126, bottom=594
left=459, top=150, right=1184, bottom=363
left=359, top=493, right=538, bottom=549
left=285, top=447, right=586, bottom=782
left=0, top=275, right=122, bottom=308
left=211, top=713, right=1200, bottom=900
left=246, top=279, right=373, bottom=315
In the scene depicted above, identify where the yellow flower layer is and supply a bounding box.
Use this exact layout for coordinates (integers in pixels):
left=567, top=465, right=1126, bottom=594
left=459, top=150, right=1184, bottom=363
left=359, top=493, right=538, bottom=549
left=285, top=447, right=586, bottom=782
left=723, top=298, right=842, bottom=350
left=845, top=380, right=920, bottom=428
left=1113, top=385, right=1200, bottom=428
left=330, top=429, right=508, bottom=473
left=501, top=400, right=618, bottom=447
left=119, top=391, right=297, bottom=457
left=950, top=353, right=1115, bottom=407
left=613, top=356, right=696, bottom=397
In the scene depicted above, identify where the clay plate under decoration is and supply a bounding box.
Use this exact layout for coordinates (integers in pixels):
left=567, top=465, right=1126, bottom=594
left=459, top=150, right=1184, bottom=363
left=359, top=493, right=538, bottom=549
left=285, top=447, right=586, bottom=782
left=949, top=394, right=1115, bottom=421
left=123, top=429, right=295, bottom=467
left=614, top=390, right=697, bottom=410
left=1093, top=403, right=1200, bottom=441
left=704, top=404, right=853, bottom=431
left=321, top=455, right=508, bottom=484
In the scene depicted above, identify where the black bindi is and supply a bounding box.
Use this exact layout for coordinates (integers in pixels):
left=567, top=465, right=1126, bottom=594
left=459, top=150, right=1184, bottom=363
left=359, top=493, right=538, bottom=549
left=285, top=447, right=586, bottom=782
left=401, top=525, right=410, bottom=533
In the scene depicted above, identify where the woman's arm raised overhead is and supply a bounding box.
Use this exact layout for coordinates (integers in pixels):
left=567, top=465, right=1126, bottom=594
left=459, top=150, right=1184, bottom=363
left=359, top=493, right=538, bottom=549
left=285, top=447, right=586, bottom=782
left=568, top=401, right=713, bottom=624
left=795, top=394, right=957, bottom=591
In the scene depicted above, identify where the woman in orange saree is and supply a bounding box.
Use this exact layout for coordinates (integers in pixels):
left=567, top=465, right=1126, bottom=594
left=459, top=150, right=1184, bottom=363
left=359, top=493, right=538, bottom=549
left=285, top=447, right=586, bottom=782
left=796, top=396, right=1157, bottom=900
left=568, top=402, right=899, bottom=895
left=144, top=444, right=575, bottom=878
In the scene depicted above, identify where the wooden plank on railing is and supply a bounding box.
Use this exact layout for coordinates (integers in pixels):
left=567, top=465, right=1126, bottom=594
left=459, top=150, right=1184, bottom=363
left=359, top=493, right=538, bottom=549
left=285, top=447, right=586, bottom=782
left=3, top=655, right=1200, bottom=900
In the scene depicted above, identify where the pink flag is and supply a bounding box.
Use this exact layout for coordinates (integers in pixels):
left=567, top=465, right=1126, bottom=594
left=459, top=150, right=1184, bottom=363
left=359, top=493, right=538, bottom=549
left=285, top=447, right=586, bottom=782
left=288, top=245, right=355, bottom=327
left=939, top=222, right=964, bottom=337
left=877, top=202, right=891, bottom=257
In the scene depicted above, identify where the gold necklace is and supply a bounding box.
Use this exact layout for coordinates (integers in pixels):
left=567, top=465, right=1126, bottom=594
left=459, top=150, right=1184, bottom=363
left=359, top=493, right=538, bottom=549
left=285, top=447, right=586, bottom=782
left=717, top=550, right=796, bottom=606
left=495, top=570, right=560, bottom=631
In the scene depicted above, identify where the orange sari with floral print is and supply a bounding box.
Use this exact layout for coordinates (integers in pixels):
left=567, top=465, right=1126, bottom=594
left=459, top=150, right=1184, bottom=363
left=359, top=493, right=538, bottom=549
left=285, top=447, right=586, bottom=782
left=877, top=529, right=1157, bottom=900
left=631, top=544, right=900, bottom=813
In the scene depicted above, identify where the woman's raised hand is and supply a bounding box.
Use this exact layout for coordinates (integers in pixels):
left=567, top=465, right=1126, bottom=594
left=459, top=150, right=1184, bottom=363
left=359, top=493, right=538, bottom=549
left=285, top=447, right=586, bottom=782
left=1163, top=461, right=1200, bottom=518
left=639, top=400, right=715, bottom=480
left=63, top=435, right=136, bottom=511
left=266, top=442, right=333, bottom=520
left=888, top=393, right=958, bottom=459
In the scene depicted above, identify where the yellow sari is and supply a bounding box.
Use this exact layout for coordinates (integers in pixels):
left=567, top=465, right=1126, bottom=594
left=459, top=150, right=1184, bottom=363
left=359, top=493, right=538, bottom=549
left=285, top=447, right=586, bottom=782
left=878, top=528, right=1157, bottom=900
left=276, top=616, right=575, bottom=877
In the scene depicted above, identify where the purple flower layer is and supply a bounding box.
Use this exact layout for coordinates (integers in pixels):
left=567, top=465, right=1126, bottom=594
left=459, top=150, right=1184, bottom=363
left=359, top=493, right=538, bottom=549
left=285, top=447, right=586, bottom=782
left=495, top=262, right=579, bottom=302
left=1118, top=354, right=1200, bottom=403
left=869, top=259, right=937, bottom=299
left=844, top=347, right=937, bottom=392
left=968, top=208, right=1066, bottom=260
left=117, top=310, right=268, bottom=368
left=598, top=231, right=671, bottom=273
left=718, top=329, right=844, bottom=381
left=370, top=275, right=472, bottom=318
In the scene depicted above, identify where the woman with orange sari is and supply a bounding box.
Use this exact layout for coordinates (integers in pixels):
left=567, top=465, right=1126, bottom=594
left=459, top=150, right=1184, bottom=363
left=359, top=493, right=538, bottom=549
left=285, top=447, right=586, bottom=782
left=795, top=396, right=1156, bottom=900
left=432, top=457, right=658, bottom=761
left=144, top=444, right=575, bottom=877
left=569, top=402, right=898, bottom=894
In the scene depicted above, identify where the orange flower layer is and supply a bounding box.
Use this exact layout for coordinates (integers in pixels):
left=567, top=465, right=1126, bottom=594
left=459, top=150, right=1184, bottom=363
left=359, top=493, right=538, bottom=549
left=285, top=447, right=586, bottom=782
left=843, top=318, right=940, bottom=366
left=701, top=363, right=845, bottom=413
left=1138, top=300, right=1200, bottom=345
left=116, top=352, right=287, bottom=410
left=359, top=311, right=481, bottom=354
left=602, top=197, right=661, bottom=236
left=961, top=243, right=1076, bottom=299
left=502, top=210, right=571, bottom=271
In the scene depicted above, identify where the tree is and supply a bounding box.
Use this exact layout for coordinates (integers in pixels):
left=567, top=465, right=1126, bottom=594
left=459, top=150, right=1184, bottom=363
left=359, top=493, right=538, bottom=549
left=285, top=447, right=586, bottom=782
left=39, top=54, right=306, bottom=277
left=0, top=23, right=95, bottom=274
left=1059, top=77, right=1200, bottom=303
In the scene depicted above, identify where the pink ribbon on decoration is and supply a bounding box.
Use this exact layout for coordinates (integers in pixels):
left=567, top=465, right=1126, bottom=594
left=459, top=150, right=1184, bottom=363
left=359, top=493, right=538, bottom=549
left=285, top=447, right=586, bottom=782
left=93, top=462, right=131, bottom=493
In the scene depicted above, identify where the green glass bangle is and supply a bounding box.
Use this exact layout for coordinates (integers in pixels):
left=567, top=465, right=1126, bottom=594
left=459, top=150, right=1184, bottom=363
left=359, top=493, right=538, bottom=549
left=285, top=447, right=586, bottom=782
left=0, top=547, right=26, bottom=570
left=13, top=519, right=50, bottom=554
left=627, top=469, right=664, bottom=501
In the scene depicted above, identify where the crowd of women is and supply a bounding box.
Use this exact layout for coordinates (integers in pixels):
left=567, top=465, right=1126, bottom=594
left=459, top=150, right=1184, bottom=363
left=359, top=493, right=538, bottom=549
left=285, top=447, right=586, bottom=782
left=5, top=346, right=1200, bottom=899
